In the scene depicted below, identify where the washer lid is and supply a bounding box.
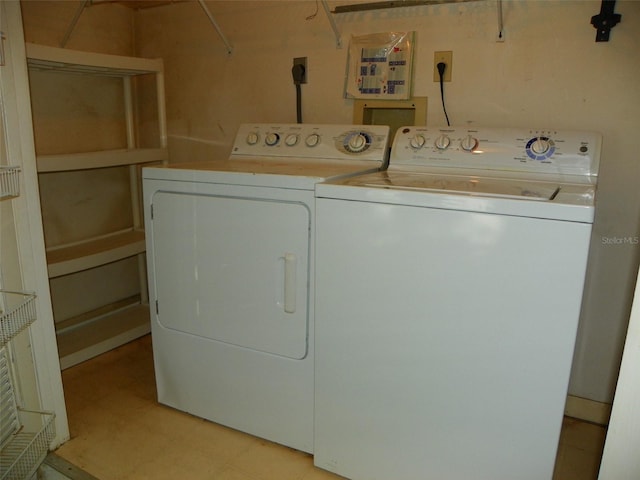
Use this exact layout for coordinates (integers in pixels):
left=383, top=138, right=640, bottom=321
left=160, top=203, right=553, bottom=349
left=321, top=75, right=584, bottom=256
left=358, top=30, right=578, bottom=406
left=359, top=171, right=561, bottom=201
left=316, top=170, right=596, bottom=223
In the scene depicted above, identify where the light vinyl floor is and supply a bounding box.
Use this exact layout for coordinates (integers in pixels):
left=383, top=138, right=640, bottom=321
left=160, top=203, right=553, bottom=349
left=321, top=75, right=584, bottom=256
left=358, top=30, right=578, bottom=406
left=55, top=335, right=606, bottom=480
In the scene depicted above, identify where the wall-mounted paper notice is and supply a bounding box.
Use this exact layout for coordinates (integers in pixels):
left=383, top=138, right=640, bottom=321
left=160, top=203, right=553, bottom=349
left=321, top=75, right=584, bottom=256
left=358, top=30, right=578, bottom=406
left=345, top=31, right=415, bottom=100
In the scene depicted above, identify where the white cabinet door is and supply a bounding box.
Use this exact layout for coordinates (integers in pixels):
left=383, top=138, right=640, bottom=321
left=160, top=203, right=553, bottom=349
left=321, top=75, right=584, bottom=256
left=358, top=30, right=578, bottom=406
left=150, top=191, right=310, bottom=359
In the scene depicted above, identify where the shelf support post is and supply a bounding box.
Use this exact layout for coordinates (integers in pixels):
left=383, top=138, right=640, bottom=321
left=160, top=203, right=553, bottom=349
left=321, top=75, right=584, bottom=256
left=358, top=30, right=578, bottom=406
left=123, top=77, right=150, bottom=305
left=196, top=0, right=233, bottom=54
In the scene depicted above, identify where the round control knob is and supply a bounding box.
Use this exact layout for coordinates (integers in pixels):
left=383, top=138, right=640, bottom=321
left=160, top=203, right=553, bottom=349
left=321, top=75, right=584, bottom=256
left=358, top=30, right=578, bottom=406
left=246, top=132, right=260, bottom=145
left=434, top=134, right=451, bottom=150
left=346, top=133, right=370, bottom=153
left=265, top=132, right=280, bottom=146
left=530, top=137, right=551, bottom=155
left=460, top=135, right=478, bottom=152
left=409, top=134, right=426, bottom=149
left=285, top=134, right=299, bottom=146
left=305, top=133, right=320, bottom=147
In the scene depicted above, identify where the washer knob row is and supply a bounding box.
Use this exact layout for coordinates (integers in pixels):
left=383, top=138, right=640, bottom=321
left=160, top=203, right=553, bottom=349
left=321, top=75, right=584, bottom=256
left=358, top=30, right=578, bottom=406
left=409, top=133, right=478, bottom=152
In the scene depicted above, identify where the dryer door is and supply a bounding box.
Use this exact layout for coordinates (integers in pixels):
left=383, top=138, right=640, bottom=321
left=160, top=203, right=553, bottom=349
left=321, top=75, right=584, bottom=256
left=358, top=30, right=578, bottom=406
left=150, top=191, right=310, bottom=360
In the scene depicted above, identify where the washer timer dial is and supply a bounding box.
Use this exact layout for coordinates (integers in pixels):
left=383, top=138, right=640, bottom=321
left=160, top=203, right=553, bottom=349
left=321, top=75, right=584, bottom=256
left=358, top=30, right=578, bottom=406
left=526, top=136, right=556, bottom=160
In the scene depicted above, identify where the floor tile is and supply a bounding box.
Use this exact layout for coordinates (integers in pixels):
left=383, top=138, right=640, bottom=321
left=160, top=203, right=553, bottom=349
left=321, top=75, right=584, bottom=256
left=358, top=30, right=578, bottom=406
left=54, top=336, right=608, bottom=480
left=553, top=417, right=606, bottom=480
left=227, top=440, right=313, bottom=480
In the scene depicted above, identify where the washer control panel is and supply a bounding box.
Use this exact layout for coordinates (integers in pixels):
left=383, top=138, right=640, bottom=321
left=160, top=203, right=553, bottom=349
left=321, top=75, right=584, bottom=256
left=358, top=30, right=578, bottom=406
left=232, top=124, right=390, bottom=162
left=391, top=127, right=602, bottom=178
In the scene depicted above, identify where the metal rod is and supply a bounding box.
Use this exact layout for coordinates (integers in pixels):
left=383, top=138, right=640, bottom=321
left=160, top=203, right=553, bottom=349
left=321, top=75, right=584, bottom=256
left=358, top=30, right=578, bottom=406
left=197, top=0, right=233, bottom=54
left=321, top=0, right=342, bottom=49
left=497, top=0, right=504, bottom=40
left=61, top=0, right=89, bottom=48
left=332, top=0, right=480, bottom=14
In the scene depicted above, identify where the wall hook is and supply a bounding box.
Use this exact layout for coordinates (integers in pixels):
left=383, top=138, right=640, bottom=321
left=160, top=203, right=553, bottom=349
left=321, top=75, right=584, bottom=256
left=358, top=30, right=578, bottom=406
left=591, top=0, right=621, bottom=42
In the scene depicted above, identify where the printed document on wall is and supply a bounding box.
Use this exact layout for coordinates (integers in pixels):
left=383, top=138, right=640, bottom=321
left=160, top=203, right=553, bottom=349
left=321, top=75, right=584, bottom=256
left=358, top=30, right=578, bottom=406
left=345, top=32, right=415, bottom=100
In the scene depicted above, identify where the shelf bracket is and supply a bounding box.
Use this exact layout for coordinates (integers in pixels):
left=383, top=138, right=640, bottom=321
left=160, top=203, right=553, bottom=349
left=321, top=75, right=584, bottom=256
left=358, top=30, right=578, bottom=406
left=61, top=0, right=89, bottom=48
left=0, top=31, right=5, bottom=66
left=321, top=0, right=343, bottom=49
left=591, top=0, right=621, bottom=42
left=197, top=0, right=233, bottom=54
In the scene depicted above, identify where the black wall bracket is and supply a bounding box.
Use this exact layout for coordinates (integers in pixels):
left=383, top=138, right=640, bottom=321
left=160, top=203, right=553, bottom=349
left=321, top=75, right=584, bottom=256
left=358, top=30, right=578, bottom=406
left=591, top=0, right=621, bottom=42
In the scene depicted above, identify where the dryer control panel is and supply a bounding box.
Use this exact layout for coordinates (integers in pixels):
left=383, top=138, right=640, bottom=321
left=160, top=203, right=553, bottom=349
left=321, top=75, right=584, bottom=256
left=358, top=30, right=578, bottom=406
left=232, top=123, right=390, bottom=162
left=391, top=127, right=602, bottom=181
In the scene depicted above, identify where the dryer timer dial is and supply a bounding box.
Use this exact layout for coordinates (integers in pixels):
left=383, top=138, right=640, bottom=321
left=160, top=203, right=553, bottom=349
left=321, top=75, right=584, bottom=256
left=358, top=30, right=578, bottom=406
left=344, top=132, right=372, bottom=153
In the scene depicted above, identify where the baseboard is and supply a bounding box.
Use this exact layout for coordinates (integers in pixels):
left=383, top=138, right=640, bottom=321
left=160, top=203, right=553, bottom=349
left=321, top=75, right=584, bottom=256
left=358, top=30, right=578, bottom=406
left=565, top=394, right=612, bottom=425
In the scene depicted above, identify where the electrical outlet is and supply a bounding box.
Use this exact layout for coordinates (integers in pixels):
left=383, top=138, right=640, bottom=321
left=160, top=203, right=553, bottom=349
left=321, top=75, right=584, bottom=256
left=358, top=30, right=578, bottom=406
left=293, top=57, right=307, bottom=84
left=433, top=51, right=452, bottom=82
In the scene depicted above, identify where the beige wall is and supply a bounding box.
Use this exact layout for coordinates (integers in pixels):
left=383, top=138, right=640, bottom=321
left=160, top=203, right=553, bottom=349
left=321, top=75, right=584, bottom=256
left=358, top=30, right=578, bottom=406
left=21, top=0, right=640, bottom=404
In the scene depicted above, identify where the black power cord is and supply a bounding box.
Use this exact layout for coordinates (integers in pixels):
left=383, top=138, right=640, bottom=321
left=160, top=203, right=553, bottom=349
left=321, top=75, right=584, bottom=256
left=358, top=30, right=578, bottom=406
left=437, top=62, right=450, bottom=126
left=292, top=63, right=306, bottom=124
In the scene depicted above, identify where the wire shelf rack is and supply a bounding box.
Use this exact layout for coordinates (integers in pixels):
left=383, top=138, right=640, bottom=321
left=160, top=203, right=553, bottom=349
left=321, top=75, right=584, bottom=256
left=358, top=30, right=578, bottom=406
left=1, top=347, right=56, bottom=480
left=0, top=409, right=56, bottom=480
left=0, top=167, right=21, bottom=200
left=0, top=291, right=37, bottom=348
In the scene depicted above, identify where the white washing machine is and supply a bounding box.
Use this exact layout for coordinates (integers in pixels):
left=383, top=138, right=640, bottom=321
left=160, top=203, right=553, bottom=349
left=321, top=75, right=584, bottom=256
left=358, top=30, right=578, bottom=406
left=143, top=123, right=389, bottom=453
left=314, top=127, right=601, bottom=479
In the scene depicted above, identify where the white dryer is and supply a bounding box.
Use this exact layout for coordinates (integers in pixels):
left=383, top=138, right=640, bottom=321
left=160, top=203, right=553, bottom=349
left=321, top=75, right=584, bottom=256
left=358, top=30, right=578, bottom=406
left=143, top=123, right=389, bottom=453
left=314, top=127, right=601, bottom=479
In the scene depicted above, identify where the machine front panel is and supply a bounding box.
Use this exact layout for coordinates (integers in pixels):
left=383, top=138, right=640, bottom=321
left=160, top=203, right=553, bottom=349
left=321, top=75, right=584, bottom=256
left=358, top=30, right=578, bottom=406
left=150, top=190, right=310, bottom=360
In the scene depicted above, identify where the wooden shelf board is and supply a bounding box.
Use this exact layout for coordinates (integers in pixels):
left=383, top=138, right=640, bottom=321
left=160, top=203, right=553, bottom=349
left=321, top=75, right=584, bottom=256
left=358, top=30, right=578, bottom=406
left=55, top=295, right=141, bottom=332
left=47, top=229, right=146, bottom=278
left=36, top=148, right=168, bottom=172
left=57, top=303, right=150, bottom=369
left=26, top=43, right=163, bottom=76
